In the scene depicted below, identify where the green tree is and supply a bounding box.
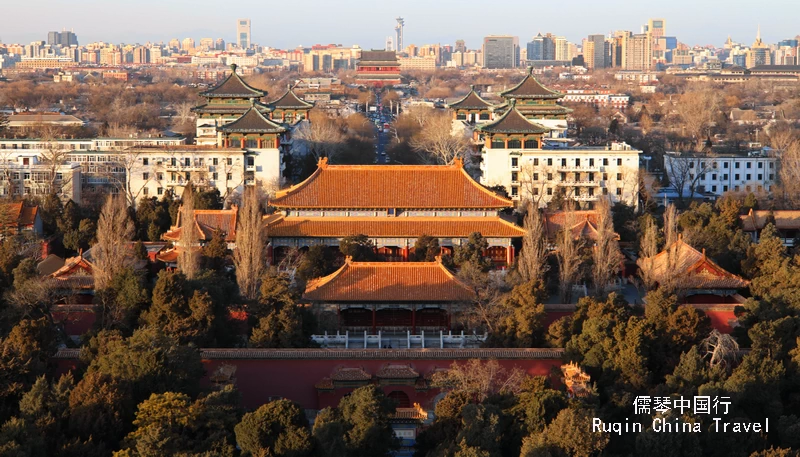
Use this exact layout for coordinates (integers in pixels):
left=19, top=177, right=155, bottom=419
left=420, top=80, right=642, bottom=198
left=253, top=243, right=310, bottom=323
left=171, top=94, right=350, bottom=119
left=339, top=234, right=377, bottom=261
left=484, top=280, right=546, bottom=348
left=414, top=235, right=441, bottom=261
left=202, top=229, right=228, bottom=271
left=143, top=270, right=215, bottom=345
left=315, top=386, right=398, bottom=457
left=520, top=408, right=608, bottom=457
left=249, top=306, right=315, bottom=348
left=85, top=327, right=204, bottom=404
left=312, top=407, right=348, bottom=457
left=95, top=268, right=149, bottom=333
left=453, top=232, right=493, bottom=271
left=234, top=399, right=313, bottom=457
left=68, top=372, right=131, bottom=447
left=194, top=188, right=224, bottom=210
left=0, top=318, right=58, bottom=417
left=296, top=245, right=337, bottom=281
left=63, top=219, right=96, bottom=252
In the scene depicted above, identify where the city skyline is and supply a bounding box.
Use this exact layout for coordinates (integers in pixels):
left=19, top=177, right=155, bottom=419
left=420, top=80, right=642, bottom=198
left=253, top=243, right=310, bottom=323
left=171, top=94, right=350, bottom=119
left=1, top=0, right=798, bottom=50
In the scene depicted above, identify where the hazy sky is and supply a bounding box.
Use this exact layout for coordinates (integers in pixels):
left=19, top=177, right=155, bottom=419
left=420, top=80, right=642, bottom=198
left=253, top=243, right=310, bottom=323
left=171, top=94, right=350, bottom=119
left=1, top=0, right=798, bottom=49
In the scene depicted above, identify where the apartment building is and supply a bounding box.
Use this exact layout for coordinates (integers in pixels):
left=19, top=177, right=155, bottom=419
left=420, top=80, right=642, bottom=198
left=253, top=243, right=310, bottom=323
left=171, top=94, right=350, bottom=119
left=0, top=152, right=82, bottom=202
left=663, top=152, right=778, bottom=197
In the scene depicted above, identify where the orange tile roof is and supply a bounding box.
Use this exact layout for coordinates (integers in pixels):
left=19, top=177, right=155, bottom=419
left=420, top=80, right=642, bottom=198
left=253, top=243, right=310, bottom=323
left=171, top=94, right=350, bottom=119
left=543, top=211, right=618, bottom=241
left=448, top=87, right=497, bottom=110
left=163, top=207, right=238, bottom=242
left=644, top=239, right=750, bottom=290
left=330, top=367, right=372, bottom=381
left=266, top=215, right=525, bottom=238
left=0, top=202, right=39, bottom=229
left=477, top=103, right=550, bottom=134
left=377, top=364, right=420, bottom=379
left=303, top=258, right=475, bottom=302
left=740, top=209, right=800, bottom=231
left=500, top=68, right=564, bottom=100
left=270, top=158, right=512, bottom=209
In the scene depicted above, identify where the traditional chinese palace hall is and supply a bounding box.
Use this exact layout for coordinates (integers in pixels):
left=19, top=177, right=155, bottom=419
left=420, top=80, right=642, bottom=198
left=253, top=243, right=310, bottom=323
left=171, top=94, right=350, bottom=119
left=302, top=257, right=475, bottom=332
left=265, top=158, right=525, bottom=267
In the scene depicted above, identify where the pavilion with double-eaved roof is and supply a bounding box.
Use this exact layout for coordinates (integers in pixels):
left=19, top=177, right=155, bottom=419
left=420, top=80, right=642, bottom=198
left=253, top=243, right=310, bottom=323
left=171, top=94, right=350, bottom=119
left=496, top=67, right=572, bottom=137
left=265, top=158, right=525, bottom=267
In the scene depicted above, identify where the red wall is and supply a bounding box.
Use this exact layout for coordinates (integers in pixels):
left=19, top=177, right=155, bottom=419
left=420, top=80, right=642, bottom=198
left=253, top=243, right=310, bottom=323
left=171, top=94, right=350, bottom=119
left=201, top=357, right=563, bottom=410
left=702, top=309, right=738, bottom=334
left=543, top=311, right=574, bottom=329
left=52, top=309, right=96, bottom=337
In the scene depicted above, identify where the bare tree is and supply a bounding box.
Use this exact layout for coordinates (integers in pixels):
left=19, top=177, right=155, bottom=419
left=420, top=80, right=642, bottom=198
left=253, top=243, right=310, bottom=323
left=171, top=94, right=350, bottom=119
left=409, top=112, right=470, bottom=165
left=457, top=261, right=505, bottom=333
left=665, top=152, right=715, bottom=202
left=178, top=184, right=200, bottom=279
left=517, top=203, right=549, bottom=283
left=108, top=149, right=153, bottom=207
left=675, top=89, right=722, bottom=150
left=292, top=115, right=345, bottom=162
left=779, top=142, right=800, bottom=208
left=663, top=203, right=679, bottom=248
left=37, top=129, right=73, bottom=196
left=517, top=161, right=555, bottom=208
left=703, top=329, right=739, bottom=372
left=637, top=215, right=660, bottom=289
left=431, top=359, right=525, bottom=403
left=591, top=198, right=622, bottom=295
left=93, top=195, right=135, bottom=289
left=556, top=209, right=583, bottom=302
left=233, top=186, right=267, bottom=300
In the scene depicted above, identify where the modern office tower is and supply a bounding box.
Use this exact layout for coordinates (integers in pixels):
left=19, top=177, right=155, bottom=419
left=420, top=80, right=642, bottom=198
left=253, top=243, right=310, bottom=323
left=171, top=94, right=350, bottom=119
left=482, top=35, right=519, bottom=69
left=199, top=38, right=214, bottom=51
left=583, top=34, right=606, bottom=69
left=527, top=33, right=544, bottom=60
left=647, top=19, right=666, bottom=39
left=133, top=46, right=149, bottom=64
left=625, top=33, right=653, bottom=70
left=215, top=38, right=226, bottom=51
left=181, top=38, right=195, bottom=51
left=746, top=26, right=772, bottom=68
left=47, top=30, right=78, bottom=47
left=455, top=39, right=467, bottom=53
left=554, top=36, right=570, bottom=61
left=395, top=17, right=405, bottom=53
left=237, top=19, right=251, bottom=49
left=168, top=39, right=180, bottom=51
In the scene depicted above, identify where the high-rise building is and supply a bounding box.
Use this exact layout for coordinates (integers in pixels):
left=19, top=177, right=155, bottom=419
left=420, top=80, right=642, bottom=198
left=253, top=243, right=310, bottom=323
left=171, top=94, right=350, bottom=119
left=584, top=34, right=606, bottom=69
left=168, top=39, right=180, bottom=51
left=625, top=33, right=653, bottom=70
left=527, top=33, right=544, bottom=60
left=554, top=36, right=570, bottom=61
left=215, top=38, right=226, bottom=51
left=47, top=30, right=78, bottom=47
left=395, top=17, right=405, bottom=53
left=181, top=38, right=195, bottom=52
left=199, top=38, right=214, bottom=51
left=133, top=46, right=149, bottom=64
left=455, top=39, right=467, bottom=53
left=482, top=35, right=519, bottom=69
left=237, top=19, right=251, bottom=49
left=647, top=19, right=666, bottom=39
left=746, top=26, right=772, bottom=68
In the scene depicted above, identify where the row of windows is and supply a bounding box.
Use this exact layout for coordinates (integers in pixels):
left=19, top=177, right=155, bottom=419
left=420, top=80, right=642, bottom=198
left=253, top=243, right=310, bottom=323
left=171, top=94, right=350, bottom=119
left=511, top=171, right=625, bottom=182
left=688, top=160, right=774, bottom=170
left=689, top=173, right=774, bottom=181
left=142, top=172, right=234, bottom=181
left=511, top=157, right=625, bottom=168
left=511, top=186, right=623, bottom=197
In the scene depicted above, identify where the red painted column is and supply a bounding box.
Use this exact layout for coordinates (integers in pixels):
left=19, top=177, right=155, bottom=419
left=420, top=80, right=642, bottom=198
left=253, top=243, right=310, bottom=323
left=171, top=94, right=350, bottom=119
left=240, top=138, right=245, bottom=148
left=411, top=307, right=416, bottom=335
left=371, top=306, right=377, bottom=334
left=506, top=245, right=515, bottom=267
left=402, top=246, right=409, bottom=261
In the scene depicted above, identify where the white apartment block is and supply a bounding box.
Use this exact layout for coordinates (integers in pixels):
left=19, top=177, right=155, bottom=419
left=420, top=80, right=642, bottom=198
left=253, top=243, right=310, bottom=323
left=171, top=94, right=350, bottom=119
left=480, top=142, right=641, bottom=208
left=0, top=139, right=283, bottom=205
left=561, top=90, right=630, bottom=109
left=663, top=152, right=777, bottom=197
left=0, top=153, right=82, bottom=202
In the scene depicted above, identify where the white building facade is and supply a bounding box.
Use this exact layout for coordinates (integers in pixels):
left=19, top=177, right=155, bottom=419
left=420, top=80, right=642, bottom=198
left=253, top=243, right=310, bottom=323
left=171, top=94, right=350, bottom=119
left=663, top=152, right=777, bottom=197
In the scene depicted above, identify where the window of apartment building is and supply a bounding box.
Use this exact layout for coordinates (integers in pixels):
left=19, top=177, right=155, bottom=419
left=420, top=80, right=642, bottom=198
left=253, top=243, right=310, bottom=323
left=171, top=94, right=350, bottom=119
left=511, top=158, right=518, bottom=168
left=213, top=172, right=218, bottom=180
left=533, top=173, right=539, bottom=181
left=616, top=188, right=622, bottom=196
left=769, top=162, right=774, bottom=169
left=547, top=188, right=553, bottom=196
left=56, top=173, right=63, bottom=181
left=602, top=173, right=608, bottom=181
left=533, top=158, right=539, bottom=166
left=247, top=157, right=255, bottom=167
left=574, top=172, right=580, bottom=181
left=171, top=157, right=177, bottom=166
left=227, top=173, right=232, bottom=180
left=547, top=173, right=553, bottom=180
left=157, top=188, right=163, bottom=195
left=746, top=185, right=751, bottom=192
left=757, top=162, right=763, bottom=169
left=602, top=188, right=608, bottom=195
left=735, top=174, right=740, bottom=180
left=185, top=172, right=190, bottom=181
left=712, top=185, right=717, bottom=192
left=723, top=162, right=729, bottom=168
left=157, top=173, right=163, bottom=181
left=734, top=185, right=740, bottom=191
left=700, top=174, right=706, bottom=180
left=722, top=174, right=728, bottom=180
left=511, top=172, right=518, bottom=183
left=616, top=173, right=622, bottom=181
left=689, top=162, right=695, bottom=169
left=213, top=158, right=219, bottom=166
left=588, top=188, right=594, bottom=197
left=616, top=158, right=622, bottom=166
left=757, top=174, right=763, bottom=180
left=184, top=158, right=191, bottom=167
left=769, top=174, right=774, bottom=180
left=561, top=158, right=567, bottom=167
left=23, top=173, right=30, bottom=180
left=603, top=158, right=609, bottom=166
left=142, top=187, right=149, bottom=196
left=723, top=185, right=728, bottom=192
left=734, top=162, right=740, bottom=169
left=560, top=173, right=566, bottom=181
left=746, top=162, right=752, bottom=169
left=588, top=173, right=595, bottom=182
left=712, top=162, right=717, bottom=169
left=575, top=158, right=581, bottom=166
left=511, top=186, right=519, bottom=197
left=143, top=173, right=149, bottom=180
left=711, top=174, right=717, bottom=180
left=227, top=158, right=233, bottom=166
left=547, top=158, right=553, bottom=166
left=142, top=158, right=149, bottom=166
left=589, top=158, right=594, bottom=166
left=746, top=174, right=751, bottom=180
left=533, top=188, right=539, bottom=195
